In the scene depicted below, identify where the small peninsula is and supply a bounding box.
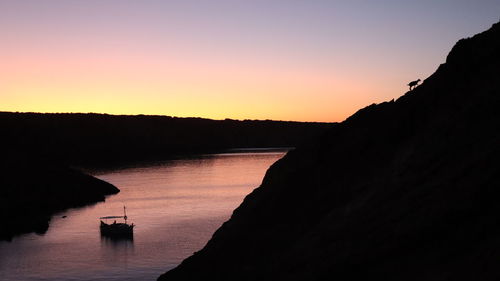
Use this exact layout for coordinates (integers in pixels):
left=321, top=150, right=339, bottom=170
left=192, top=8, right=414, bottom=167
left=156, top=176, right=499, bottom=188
left=0, top=159, right=119, bottom=241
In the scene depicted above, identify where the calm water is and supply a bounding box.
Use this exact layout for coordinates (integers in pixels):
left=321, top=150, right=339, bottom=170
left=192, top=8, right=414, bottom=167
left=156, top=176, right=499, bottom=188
left=0, top=151, right=286, bottom=281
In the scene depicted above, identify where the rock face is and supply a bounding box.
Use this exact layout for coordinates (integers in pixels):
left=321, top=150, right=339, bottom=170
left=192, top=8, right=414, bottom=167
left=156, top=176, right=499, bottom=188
left=158, top=22, right=500, bottom=281
left=0, top=160, right=119, bottom=241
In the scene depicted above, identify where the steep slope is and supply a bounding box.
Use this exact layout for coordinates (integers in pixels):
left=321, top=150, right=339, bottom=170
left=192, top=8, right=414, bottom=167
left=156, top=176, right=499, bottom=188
left=159, top=22, right=500, bottom=281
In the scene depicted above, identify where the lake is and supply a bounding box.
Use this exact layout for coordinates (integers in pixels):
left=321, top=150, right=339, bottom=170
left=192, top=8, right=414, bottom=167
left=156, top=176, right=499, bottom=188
left=0, top=150, right=287, bottom=281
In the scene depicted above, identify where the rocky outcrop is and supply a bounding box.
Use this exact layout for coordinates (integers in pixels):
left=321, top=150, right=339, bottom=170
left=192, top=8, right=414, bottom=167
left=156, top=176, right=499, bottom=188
left=159, top=22, right=500, bottom=281
left=0, top=160, right=119, bottom=241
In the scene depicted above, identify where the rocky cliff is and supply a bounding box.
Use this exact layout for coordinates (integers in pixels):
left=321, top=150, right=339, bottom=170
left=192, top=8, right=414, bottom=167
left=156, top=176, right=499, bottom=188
left=159, top=22, right=500, bottom=281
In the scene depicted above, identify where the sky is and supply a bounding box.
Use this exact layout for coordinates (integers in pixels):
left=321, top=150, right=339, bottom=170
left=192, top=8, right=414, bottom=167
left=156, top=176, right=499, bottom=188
left=1, top=0, right=499, bottom=122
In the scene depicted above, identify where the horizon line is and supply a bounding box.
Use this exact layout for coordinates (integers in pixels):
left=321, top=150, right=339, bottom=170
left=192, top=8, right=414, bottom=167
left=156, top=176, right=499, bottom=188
left=0, top=110, right=335, bottom=124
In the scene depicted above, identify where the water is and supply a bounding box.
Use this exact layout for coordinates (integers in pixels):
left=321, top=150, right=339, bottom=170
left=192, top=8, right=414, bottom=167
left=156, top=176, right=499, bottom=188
left=0, top=151, right=286, bottom=281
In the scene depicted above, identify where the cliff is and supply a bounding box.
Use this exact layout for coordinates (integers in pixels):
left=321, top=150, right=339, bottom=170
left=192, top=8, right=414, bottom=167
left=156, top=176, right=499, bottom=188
left=159, top=22, right=500, bottom=280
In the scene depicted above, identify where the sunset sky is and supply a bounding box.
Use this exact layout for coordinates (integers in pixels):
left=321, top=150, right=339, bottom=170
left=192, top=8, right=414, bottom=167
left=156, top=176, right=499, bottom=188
left=1, top=0, right=499, bottom=122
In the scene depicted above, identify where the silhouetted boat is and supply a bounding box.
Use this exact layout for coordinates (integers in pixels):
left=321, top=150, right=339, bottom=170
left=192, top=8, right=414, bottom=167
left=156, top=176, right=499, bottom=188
left=99, top=206, right=134, bottom=237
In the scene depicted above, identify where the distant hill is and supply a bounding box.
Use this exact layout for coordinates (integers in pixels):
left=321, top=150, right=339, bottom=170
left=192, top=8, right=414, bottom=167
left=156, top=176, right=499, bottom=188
left=0, top=112, right=332, bottom=167
left=159, top=22, right=500, bottom=281
left=0, top=113, right=330, bottom=240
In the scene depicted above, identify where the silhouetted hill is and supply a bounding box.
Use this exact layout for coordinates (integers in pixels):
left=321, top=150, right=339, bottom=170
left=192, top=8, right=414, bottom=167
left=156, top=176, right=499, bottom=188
left=159, top=22, right=500, bottom=281
left=0, top=111, right=329, bottom=240
left=0, top=113, right=331, bottom=167
left=0, top=159, right=119, bottom=241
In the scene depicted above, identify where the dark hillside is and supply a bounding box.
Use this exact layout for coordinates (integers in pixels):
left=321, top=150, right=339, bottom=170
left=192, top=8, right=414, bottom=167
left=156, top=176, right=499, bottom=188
left=0, top=112, right=329, bottom=240
left=159, top=22, right=500, bottom=281
left=0, top=113, right=331, bottom=167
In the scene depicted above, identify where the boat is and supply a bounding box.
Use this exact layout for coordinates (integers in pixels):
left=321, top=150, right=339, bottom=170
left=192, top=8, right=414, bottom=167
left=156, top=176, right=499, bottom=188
left=99, top=206, right=135, bottom=237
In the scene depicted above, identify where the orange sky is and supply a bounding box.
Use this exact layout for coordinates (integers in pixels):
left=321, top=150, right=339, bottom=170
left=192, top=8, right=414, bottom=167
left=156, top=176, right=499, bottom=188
left=1, top=1, right=499, bottom=122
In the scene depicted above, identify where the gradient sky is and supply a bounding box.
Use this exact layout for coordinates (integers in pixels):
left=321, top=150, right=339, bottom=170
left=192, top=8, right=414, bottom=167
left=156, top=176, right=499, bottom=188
left=1, top=0, right=499, bottom=122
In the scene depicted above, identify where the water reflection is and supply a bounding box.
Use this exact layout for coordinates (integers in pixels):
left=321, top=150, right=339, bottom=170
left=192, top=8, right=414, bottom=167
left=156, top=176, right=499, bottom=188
left=100, top=235, right=134, bottom=250
left=0, top=151, right=287, bottom=281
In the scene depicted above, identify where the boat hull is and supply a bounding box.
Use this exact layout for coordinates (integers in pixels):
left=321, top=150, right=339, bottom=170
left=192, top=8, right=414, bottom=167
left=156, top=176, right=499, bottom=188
left=100, top=221, right=134, bottom=237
